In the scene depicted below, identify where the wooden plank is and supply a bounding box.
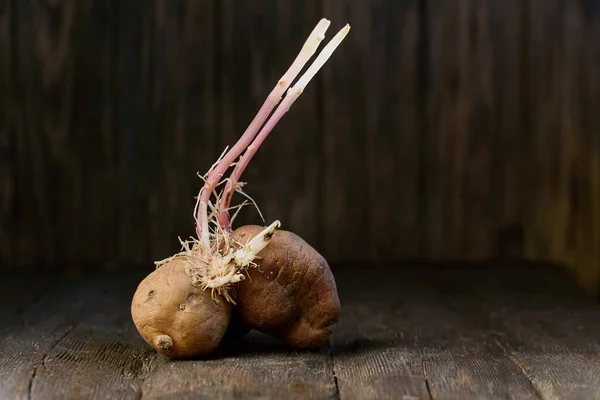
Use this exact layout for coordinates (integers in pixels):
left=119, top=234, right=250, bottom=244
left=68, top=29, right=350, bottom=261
left=0, top=275, right=117, bottom=399
left=331, top=267, right=541, bottom=399
left=581, top=1, right=600, bottom=295
left=418, top=264, right=600, bottom=400
left=331, top=287, right=430, bottom=399
left=70, top=0, right=115, bottom=269
left=0, top=0, right=13, bottom=263
left=521, top=1, right=570, bottom=261
left=112, top=0, right=154, bottom=265
left=522, top=0, right=600, bottom=295
left=566, top=0, right=600, bottom=294
left=321, top=0, right=421, bottom=262
left=141, top=331, right=337, bottom=399
left=4, top=272, right=337, bottom=399
left=0, top=270, right=337, bottom=400
left=423, top=0, right=501, bottom=258
left=3, top=266, right=600, bottom=399
left=27, top=273, right=152, bottom=400
left=218, top=1, right=321, bottom=248
left=487, top=297, right=600, bottom=400
left=9, top=0, right=217, bottom=268
left=11, top=0, right=113, bottom=269
left=488, top=0, right=527, bottom=259
left=146, top=0, right=217, bottom=262
left=433, top=265, right=600, bottom=399
left=12, top=0, right=73, bottom=266
left=0, top=272, right=54, bottom=322
left=319, top=0, right=367, bottom=262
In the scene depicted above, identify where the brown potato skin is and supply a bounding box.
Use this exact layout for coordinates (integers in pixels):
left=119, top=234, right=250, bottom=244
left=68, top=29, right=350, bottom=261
left=232, top=225, right=341, bottom=349
left=131, top=257, right=231, bottom=358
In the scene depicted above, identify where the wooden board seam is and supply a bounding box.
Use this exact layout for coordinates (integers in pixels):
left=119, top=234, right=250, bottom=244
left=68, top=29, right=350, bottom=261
left=328, top=343, right=341, bottom=400
left=28, top=324, right=76, bottom=400
left=420, top=359, right=434, bottom=400
left=491, top=330, right=546, bottom=399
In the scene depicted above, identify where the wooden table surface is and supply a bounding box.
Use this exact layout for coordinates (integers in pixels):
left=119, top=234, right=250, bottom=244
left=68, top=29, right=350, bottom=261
left=2, top=262, right=600, bottom=400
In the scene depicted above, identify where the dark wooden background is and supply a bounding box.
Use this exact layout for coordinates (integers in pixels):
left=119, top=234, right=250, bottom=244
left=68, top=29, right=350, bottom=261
left=1, top=0, right=599, bottom=292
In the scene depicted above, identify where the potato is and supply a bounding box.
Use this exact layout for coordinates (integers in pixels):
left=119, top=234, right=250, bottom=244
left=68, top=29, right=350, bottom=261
left=131, top=256, right=231, bottom=358
left=231, top=225, right=340, bottom=349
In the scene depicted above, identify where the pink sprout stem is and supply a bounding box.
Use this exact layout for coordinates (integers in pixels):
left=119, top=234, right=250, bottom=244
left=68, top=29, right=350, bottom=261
left=195, top=19, right=332, bottom=239
left=217, top=24, right=351, bottom=230
left=217, top=90, right=301, bottom=230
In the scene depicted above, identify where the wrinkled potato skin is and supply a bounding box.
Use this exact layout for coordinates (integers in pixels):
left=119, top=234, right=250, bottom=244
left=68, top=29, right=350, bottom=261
left=232, top=226, right=341, bottom=349
left=131, top=257, right=231, bottom=358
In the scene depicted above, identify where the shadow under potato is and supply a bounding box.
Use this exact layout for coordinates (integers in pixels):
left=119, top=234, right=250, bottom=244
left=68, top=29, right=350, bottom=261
left=203, top=330, right=330, bottom=360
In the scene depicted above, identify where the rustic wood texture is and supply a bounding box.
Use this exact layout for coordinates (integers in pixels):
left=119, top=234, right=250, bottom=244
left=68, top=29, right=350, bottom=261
left=12, top=0, right=76, bottom=267
left=141, top=332, right=336, bottom=399
left=111, top=0, right=152, bottom=266
left=3, top=265, right=600, bottom=399
left=427, top=265, right=600, bottom=399
left=484, top=283, right=600, bottom=399
left=0, top=0, right=13, bottom=264
left=321, top=0, right=421, bottom=262
left=145, top=0, right=217, bottom=262
left=0, top=271, right=53, bottom=322
left=424, top=0, right=526, bottom=259
left=331, top=276, right=432, bottom=399
left=489, top=0, right=527, bottom=260
left=71, top=0, right=114, bottom=269
left=0, top=275, right=115, bottom=398
left=10, top=0, right=116, bottom=269
left=522, top=0, right=600, bottom=294
left=582, top=1, right=600, bottom=295
left=3, top=0, right=600, bottom=294
left=26, top=274, right=153, bottom=399
left=333, top=268, right=540, bottom=399
left=333, top=264, right=600, bottom=400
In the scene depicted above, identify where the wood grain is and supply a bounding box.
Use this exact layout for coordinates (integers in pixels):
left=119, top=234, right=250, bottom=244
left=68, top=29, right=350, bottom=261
left=489, top=0, right=527, bottom=259
left=9, top=0, right=113, bottom=270
left=522, top=0, right=569, bottom=265
left=70, top=0, right=115, bottom=269
left=321, top=0, right=421, bottom=262
left=331, top=296, right=430, bottom=399
left=112, top=0, right=154, bottom=266
left=0, top=275, right=114, bottom=399
left=27, top=273, right=152, bottom=400
left=320, top=0, right=367, bottom=262
left=2, top=266, right=600, bottom=398
left=218, top=0, right=321, bottom=247
left=147, top=0, right=217, bottom=262
left=424, top=0, right=502, bottom=259
left=0, top=0, right=13, bottom=263
left=0, top=271, right=53, bottom=323
left=12, top=0, right=75, bottom=267
left=2, top=0, right=600, bottom=296
left=522, top=0, right=600, bottom=294
left=488, top=298, right=600, bottom=399
left=581, top=1, right=600, bottom=295
left=332, top=268, right=540, bottom=400
left=432, top=265, right=600, bottom=400
left=141, top=331, right=337, bottom=399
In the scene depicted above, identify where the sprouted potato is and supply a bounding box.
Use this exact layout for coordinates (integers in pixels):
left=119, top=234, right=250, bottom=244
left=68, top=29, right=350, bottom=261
left=131, top=19, right=349, bottom=358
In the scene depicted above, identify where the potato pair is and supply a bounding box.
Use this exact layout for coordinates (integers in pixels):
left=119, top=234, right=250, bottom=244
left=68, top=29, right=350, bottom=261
left=131, top=226, right=340, bottom=358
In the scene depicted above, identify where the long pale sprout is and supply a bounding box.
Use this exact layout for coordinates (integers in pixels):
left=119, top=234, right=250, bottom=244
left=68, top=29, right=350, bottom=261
left=195, top=18, right=332, bottom=242
left=217, top=24, right=351, bottom=229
